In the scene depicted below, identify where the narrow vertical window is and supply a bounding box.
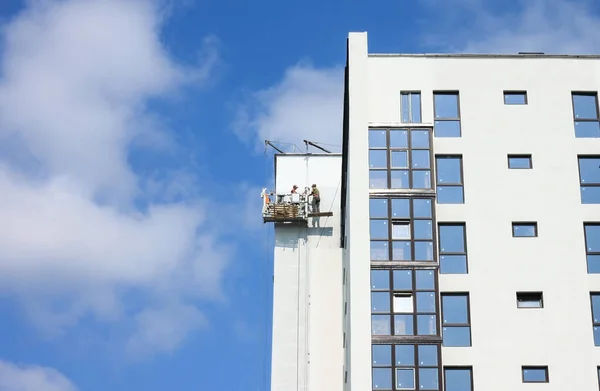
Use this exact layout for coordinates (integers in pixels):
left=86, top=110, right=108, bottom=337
left=435, top=156, right=464, bottom=204
left=572, top=92, right=600, bottom=137
left=579, top=156, right=600, bottom=204
left=401, top=91, right=422, bottom=124
left=433, top=92, right=461, bottom=137
left=591, top=293, right=600, bottom=346
left=441, top=294, right=471, bottom=347
left=585, top=223, right=600, bottom=274
left=438, top=224, right=468, bottom=274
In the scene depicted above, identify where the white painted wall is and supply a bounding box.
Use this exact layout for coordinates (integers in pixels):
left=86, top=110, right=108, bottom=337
left=357, top=34, right=600, bottom=390
left=271, top=154, right=344, bottom=391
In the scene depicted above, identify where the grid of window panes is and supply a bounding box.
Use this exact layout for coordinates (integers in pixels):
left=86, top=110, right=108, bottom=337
left=370, top=197, right=435, bottom=262
left=372, top=343, right=440, bottom=390
left=572, top=92, right=600, bottom=138
left=368, top=128, right=433, bottom=190
left=371, top=269, right=438, bottom=337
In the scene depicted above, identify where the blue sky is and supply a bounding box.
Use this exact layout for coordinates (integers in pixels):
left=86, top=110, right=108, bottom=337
left=0, top=0, right=598, bottom=390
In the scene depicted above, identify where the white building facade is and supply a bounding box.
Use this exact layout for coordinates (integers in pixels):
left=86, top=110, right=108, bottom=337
left=270, top=31, right=600, bottom=391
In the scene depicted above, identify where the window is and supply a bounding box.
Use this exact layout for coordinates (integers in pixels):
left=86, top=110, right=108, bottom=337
left=522, top=366, right=548, bottom=383
left=585, top=224, right=600, bottom=273
left=512, top=222, right=537, bottom=237
left=372, top=343, right=440, bottom=390
left=591, top=293, right=600, bottom=346
left=369, top=197, right=435, bottom=262
left=507, top=154, right=532, bottom=169
left=516, top=292, right=543, bottom=308
left=579, top=156, right=600, bottom=204
left=368, top=128, right=433, bottom=190
left=435, top=156, right=464, bottom=204
left=438, top=224, right=468, bottom=274
left=433, top=92, right=461, bottom=137
left=441, top=294, right=471, bottom=347
left=401, top=92, right=422, bottom=124
left=572, top=92, right=600, bottom=138
left=370, top=269, right=438, bottom=336
left=444, top=367, right=472, bottom=391
left=504, top=91, right=527, bottom=105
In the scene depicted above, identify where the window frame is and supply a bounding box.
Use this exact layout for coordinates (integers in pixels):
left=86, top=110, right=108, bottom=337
left=435, top=155, right=465, bottom=204
left=443, top=366, right=473, bottom=391
left=585, top=223, right=600, bottom=274
left=371, top=342, right=442, bottom=391
left=503, top=90, right=528, bottom=105
left=370, top=197, right=437, bottom=264
left=516, top=292, right=543, bottom=309
left=572, top=91, right=600, bottom=138
left=438, top=223, right=468, bottom=274
left=512, top=222, right=538, bottom=237
left=401, top=91, right=422, bottom=124
left=521, top=366, right=549, bottom=383
left=590, top=292, right=600, bottom=346
left=370, top=268, right=440, bottom=338
left=440, top=293, right=472, bottom=347
left=507, top=154, right=533, bottom=169
left=433, top=91, right=461, bottom=137
left=578, top=155, right=600, bottom=204
left=368, top=127, right=434, bottom=190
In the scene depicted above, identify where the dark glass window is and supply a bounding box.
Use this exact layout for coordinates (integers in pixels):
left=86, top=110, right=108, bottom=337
left=372, top=343, right=440, bottom=390
left=438, top=224, right=467, bottom=274
left=572, top=92, right=600, bottom=138
left=512, top=222, right=537, bottom=237
left=435, top=156, right=464, bottom=204
left=585, top=224, right=600, bottom=274
left=516, top=292, right=543, bottom=308
left=444, top=367, right=472, bottom=391
left=522, top=367, right=548, bottom=383
left=441, top=294, right=471, bottom=347
left=579, top=156, right=600, bottom=204
left=368, top=128, right=433, bottom=190
left=591, top=293, right=600, bottom=346
left=508, top=154, right=532, bottom=169
left=503, top=91, right=527, bottom=105
left=433, top=92, right=461, bottom=137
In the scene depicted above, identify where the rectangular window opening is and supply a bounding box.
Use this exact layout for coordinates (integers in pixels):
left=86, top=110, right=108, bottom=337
left=590, top=293, right=600, bottom=346
left=517, top=292, right=543, bottom=308
left=504, top=91, right=527, bottom=105
left=444, top=367, right=473, bottom=391
left=508, top=154, right=532, bottom=169
left=522, top=366, right=548, bottom=383
left=438, top=223, right=468, bottom=274
left=585, top=223, right=600, bottom=273
left=435, top=155, right=464, bottom=204
left=572, top=92, right=600, bottom=138
left=441, top=293, right=471, bottom=347
left=433, top=91, right=461, bottom=138
left=512, top=222, right=537, bottom=237
left=579, top=155, right=600, bottom=204
left=401, top=91, right=422, bottom=124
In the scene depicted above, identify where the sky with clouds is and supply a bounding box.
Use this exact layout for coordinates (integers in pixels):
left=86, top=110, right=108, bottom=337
left=0, top=0, right=598, bottom=390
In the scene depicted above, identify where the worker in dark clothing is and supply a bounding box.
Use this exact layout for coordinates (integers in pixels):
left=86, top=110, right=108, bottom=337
left=310, top=184, right=320, bottom=213
left=291, top=185, right=298, bottom=194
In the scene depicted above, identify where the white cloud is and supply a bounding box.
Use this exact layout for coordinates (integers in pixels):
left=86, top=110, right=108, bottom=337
left=0, top=0, right=228, bottom=355
left=233, top=64, right=343, bottom=153
left=0, top=360, right=76, bottom=391
left=421, top=0, right=600, bottom=54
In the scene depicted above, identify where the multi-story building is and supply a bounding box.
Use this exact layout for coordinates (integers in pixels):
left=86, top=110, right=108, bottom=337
left=265, top=31, right=600, bottom=391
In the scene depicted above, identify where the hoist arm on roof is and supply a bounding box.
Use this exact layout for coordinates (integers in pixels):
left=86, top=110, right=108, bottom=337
left=303, top=140, right=331, bottom=154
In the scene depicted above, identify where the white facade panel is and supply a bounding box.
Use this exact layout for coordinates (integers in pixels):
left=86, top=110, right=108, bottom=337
left=271, top=154, right=344, bottom=391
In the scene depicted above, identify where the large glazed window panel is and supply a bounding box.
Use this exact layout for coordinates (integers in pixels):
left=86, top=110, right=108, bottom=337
left=573, top=92, right=600, bottom=138
left=435, top=156, right=464, bottom=204
left=579, top=156, right=600, bottom=204
left=434, top=92, right=461, bottom=137
left=591, top=293, right=600, bottom=346
left=438, top=224, right=468, bottom=274
left=444, top=367, right=473, bottom=391
left=401, top=91, right=422, bottom=124
left=368, top=128, right=433, bottom=189
left=585, top=224, right=600, bottom=273
left=370, top=269, right=438, bottom=337
left=441, top=294, right=471, bottom=347
left=372, top=343, right=440, bottom=391
left=370, top=197, right=435, bottom=263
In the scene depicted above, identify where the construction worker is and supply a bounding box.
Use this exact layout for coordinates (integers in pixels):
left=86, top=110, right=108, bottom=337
left=310, top=184, right=320, bottom=213
left=291, top=185, right=298, bottom=194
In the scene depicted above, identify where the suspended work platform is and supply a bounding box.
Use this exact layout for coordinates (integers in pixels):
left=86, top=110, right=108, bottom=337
left=261, top=188, right=333, bottom=224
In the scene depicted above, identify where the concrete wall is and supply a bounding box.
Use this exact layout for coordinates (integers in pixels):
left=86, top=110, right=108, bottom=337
left=359, top=37, right=600, bottom=389
left=271, top=154, right=344, bottom=391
